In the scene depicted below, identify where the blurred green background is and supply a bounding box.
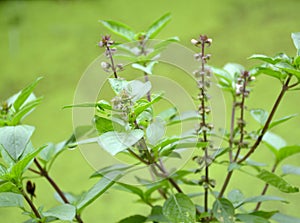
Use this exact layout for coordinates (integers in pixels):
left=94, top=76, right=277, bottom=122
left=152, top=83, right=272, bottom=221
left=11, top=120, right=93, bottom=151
left=1, top=0, right=300, bottom=222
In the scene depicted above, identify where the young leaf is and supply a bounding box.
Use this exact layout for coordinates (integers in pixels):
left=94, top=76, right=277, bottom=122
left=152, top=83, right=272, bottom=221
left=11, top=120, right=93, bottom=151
left=13, top=77, right=42, bottom=112
left=0, top=192, right=24, bottom=208
left=98, top=130, right=144, bottom=156
left=146, top=12, right=171, bottom=39
left=108, top=78, right=128, bottom=95
left=76, top=171, right=121, bottom=212
left=250, top=109, right=268, bottom=125
left=10, top=145, right=46, bottom=180
left=248, top=54, right=277, bottom=64
left=94, top=116, right=125, bottom=134
left=262, top=131, right=286, bottom=150
left=118, top=215, right=147, bottom=223
left=272, top=213, right=300, bottom=223
left=235, top=214, right=269, bottom=223
left=126, top=80, right=152, bottom=102
left=256, top=169, right=299, bottom=193
left=132, top=61, right=158, bottom=75
left=11, top=97, right=43, bottom=125
left=134, top=92, right=163, bottom=118
left=227, top=189, right=244, bottom=206
left=100, top=20, right=135, bottom=41
left=0, top=125, right=35, bottom=161
left=282, top=164, right=300, bottom=176
left=291, top=32, right=300, bottom=56
left=268, top=114, right=297, bottom=130
left=275, top=62, right=300, bottom=79
left=212, top=198, right=235, bottom=223
left=162, top=193, right=196, bottom=223
left=43, top=204, right=76, bottom=221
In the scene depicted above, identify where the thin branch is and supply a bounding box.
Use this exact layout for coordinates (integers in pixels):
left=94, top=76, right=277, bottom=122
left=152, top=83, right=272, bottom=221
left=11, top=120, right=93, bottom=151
left=238, top=75, right=291, bottom=164
left=255, top=163, right=277, bottom=210
left=33, top=159, right=84, bottom=223
left=21, top=189, right=42, bottom=221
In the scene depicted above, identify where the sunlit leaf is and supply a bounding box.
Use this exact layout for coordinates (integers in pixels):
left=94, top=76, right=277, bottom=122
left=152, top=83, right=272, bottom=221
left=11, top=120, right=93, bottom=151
left=272, top=213, right=300, bottom=223
left=282, top=164, right=300, bottom=176
left=100, top=20, right=135, bottom=41
left=132, top=61, right=158, bottom=75
left=256, top=169, right=299, bottom=193
left=250, top=109, right=268, bottom=125
left=118, top=215, right=147, bottom=223
left=0, top=125, right=35, bottom=161
left=291, top=32, right=300, bottom=56
left=146, top=117, right=165, bottom=145
left=146, top=12, right=171, bottom=39
left=98, top=130, right=144, bottom=156
left=235, top=214, right=269, bottom=223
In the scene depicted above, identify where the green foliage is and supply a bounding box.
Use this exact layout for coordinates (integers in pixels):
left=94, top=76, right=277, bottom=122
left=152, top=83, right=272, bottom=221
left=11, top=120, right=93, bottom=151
left=1, top=13, right=300, bottom=223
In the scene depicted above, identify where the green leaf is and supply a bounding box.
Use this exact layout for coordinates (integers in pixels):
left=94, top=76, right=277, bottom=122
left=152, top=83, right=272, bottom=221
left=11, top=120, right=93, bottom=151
left=276, top=62, right=300, bottom=79
left=126, top=80, right=152, bottom=102
left=13, top=77, right=42, bottom=112
left=108, top=78, right=128, bottom=95
left=227, top=189, right=244, bottom=206
left=282, top=164, right=300, bottom=176
left=98, top=130, right=144, bottom=156
left=235, top=214, right=270, bottom=223
left=100, top=20, right=135, bottom=41
left=212, top=198, right=235, bottom=223
left=91, top=164, right=134, bottom=178
left=262, top=131, right=286, bottom=150
left=250, top=109, right=268, bottom=125
left=43, top=204, right=76, bottom=221
left=118, top=215, right=147, bottom=223
left=0, top=182, right=19, bottom=193
left=235, top=195, right=287, bottom=208
left=249, top=54, right=277, bottom=64
left=158, top=107, right=177, bottom=121
left=0, top=125, right=35, bottom=161
left=291, top=32, right=300, bottom=56
left=276, top=145, right=300, bottom=164
left=0, top=192, right=24, bottom=208
left=147, top=205, right=170, bottom=222
left=11, top=97, right=43, bottom=125
left=10, top=145, right=46, bottom=180
left=94, top=116, right=125, bottom=134
left=146, top=12, right=171, bottom=39
left=163, top=193, right=196, bottom=223
left=255, top=66, right=286, bottom=80
left=272, top=213, right=300, bottom=223
left=168, top=110, right=199, bottom=125
left=134, top=93, right=163, bottom=118
left=76, top=171, right=121, bottom=212
left=146, top=117, right=165, bottom=145
left=268, top=114, right=297, bottom=130
left=256, top=169, right=299, bottom=193
left=116, top=183, right=144, bottom=200
left=132, top=61, right=158, bottom=75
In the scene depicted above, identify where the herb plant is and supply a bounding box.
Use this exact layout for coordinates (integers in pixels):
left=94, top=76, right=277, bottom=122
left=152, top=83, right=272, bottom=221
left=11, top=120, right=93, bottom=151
left=1, top=13, right=300, bottom=223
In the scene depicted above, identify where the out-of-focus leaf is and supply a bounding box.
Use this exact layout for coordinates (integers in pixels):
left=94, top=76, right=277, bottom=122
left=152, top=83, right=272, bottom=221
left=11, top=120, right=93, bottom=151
left=250, top=109, right=268, bottom=125
left=146, top=13, right=171, bottom=39
left=147, top=205, right=170, bottom=222
left=100, top=20, right=135, bottom=41
left=272, top=213, right=300, bottom=223
left=0, top=192, right=24, bottom=208
left=268, top=114, right=297, bottom=130
left=256, top=169, right=299, bottom=193
left=235, top=214, right=270, bottom=223
left=282, top=164, right=300, bottom=176
left=276, top=145, right=300, bottom=164
left=235, top=195, right=287, bottom=208
left=291, top=32, right=300, bottom=56
left=132, top=61, right=158, bottom=75
left=146, top=117, right=165, bottom=145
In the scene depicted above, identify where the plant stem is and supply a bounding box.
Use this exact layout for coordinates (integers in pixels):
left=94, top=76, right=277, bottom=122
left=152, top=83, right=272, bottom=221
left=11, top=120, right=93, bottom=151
left=255, top=163, right=277, bottom=210
left=106, top=46, right=118, bottom=78
left=218, top=75, right=291, bottom=198
left=229, top=98, right=237, bottom=162
left=238, top=75, right=291, bottom=164
left=33, top=159, right=84, bottom=223
left=21, top=189, right=42, bottom=222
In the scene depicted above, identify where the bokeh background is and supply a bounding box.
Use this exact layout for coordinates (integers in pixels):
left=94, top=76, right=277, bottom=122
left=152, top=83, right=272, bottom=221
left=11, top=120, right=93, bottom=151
left=1, top=0, right=300, bottom=222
